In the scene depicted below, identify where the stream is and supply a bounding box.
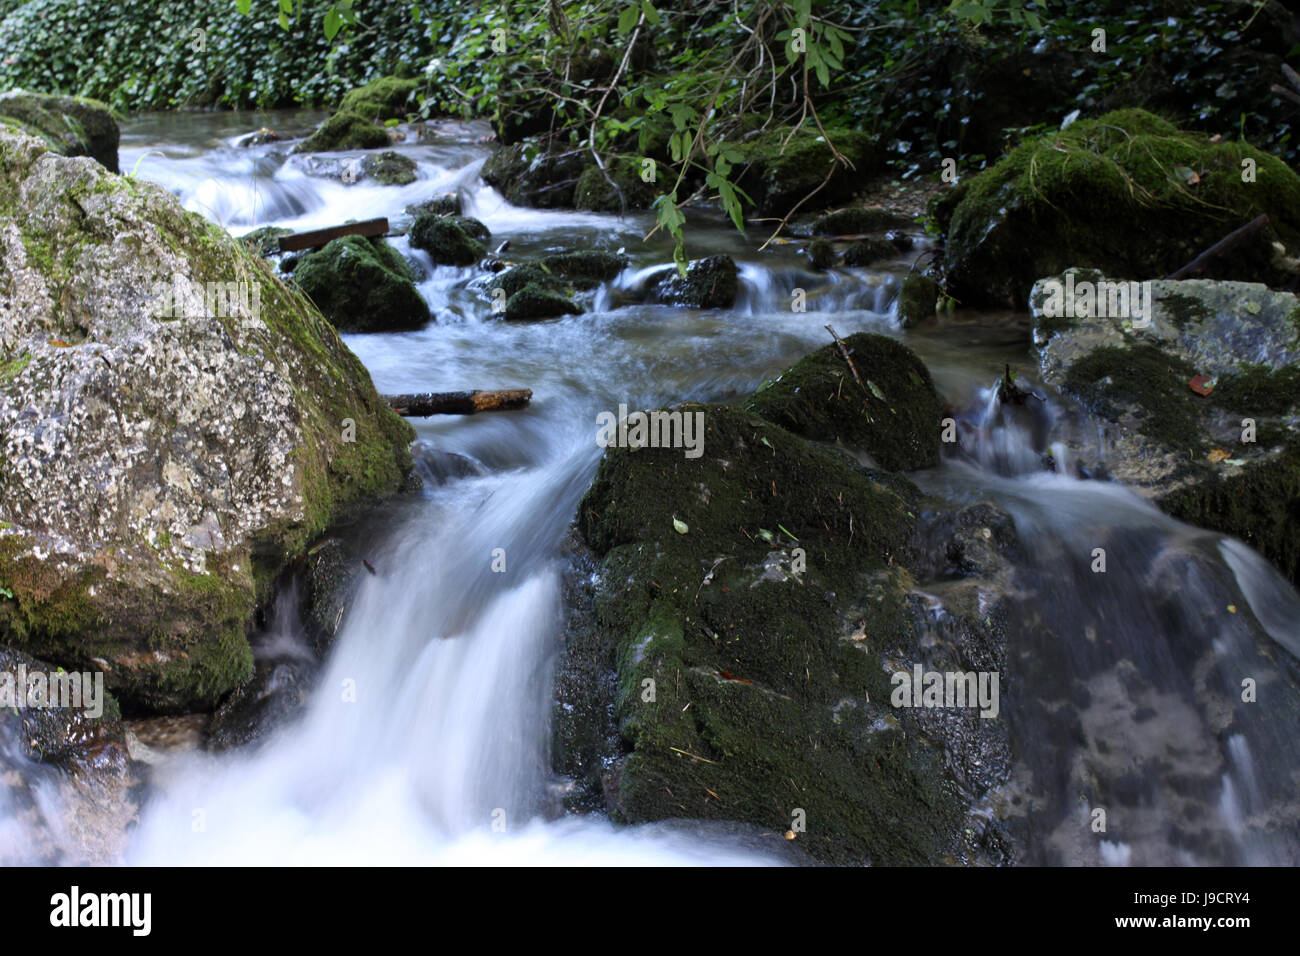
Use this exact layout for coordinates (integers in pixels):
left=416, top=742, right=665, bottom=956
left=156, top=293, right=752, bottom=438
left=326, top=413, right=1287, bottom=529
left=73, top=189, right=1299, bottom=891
left=5, top=111, right=1298, bottom=866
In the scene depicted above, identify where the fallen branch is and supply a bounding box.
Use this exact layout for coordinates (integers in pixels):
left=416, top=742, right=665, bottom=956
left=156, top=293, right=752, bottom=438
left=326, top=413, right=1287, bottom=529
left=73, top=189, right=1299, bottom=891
left=1165, top=214, right=1269, bottom=280
left=384, top=389, right=532, bottom=416
left=824, top=324, right=868, bottom=397
left=279, top=217, right=389, bottom=252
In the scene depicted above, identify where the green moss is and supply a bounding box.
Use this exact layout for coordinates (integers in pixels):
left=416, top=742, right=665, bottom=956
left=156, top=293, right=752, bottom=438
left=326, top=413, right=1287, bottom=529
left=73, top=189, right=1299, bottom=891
left=504, top=282, right=583, bottom=321
left=945, top=108, right=1300, bottom=308
left=746, top=333, right=943, bottom=471
left=1063, top=344, right=1206, bottom=455
left=1211, top=362, right=1300, bottom=416
left=1160, top=440, right=1300, bottom=588
left=0, top=90, right=118, bottom=171
left=241, top=225, right=292, bottom=258
left=734, top=128, right=879, bottom=216
left=812, top=207, right=910, bottom=235
left=1160, top=292, right=1213, bottom=331
left=408, top=214, right=485, bottom=265
left=897, top=273, right=938, bottom=327
left=807, top=238, right=836, bottom=271
left=575, top=405, right=964, bottom=862
left=338, top=76, right=420, bottom=121
left=293, top=110, right=391, bottom=153
left=364, top=150, right=417, bottom=186
left=293, top=234, right=429, bottom=332
left=0, top=353, right=30, bottom=381
left=573, top=157, right=656, bottom=212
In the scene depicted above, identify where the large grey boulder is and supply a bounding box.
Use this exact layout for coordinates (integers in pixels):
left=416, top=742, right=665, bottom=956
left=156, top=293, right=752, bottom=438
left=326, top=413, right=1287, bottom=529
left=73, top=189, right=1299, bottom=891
left=0, top=128, right=414, bottom=711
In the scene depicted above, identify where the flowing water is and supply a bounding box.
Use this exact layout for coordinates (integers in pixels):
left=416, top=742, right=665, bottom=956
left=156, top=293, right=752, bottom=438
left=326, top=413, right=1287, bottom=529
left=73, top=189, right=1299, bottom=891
left=3, top=112, right=1297, bottom=865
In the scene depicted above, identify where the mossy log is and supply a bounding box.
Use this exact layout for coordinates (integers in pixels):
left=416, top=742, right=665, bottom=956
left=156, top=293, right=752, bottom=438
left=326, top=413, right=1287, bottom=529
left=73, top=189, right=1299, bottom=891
left=385, top=389, right=532, bottom=416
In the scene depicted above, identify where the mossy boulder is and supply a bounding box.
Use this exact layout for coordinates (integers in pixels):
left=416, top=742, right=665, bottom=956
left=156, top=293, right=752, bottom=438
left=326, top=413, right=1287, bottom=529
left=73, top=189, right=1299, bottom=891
left=504, top=282, right=583, bottom=321
left=293, top=110, right=392, bottom=153
left=942, top=109, right=1300, bottom=309
left=241, top=225, right=292, bottom=258
left=337, top=75, right=420, bottom=121
left=897, top=273, right=939, bottom=327
left=409, top=214, right=486, bottom=266
left=734, top=129, right=880, bottom=217
left=0, top=89, right=119, bottom=172
left=812, top=206, right=912, bottom=235
left=536, top=251, right=629, bottom=288
left=293, top=235, right=430, bottom=333
left=807, top=238, right=836, bottom=270
left=361, top=150, right=417, bottom=186
left=746, top=333, right=944, bottom=471
left=653, top=255, right=739, bottom=309
left=573, top=157, right=656, bottom=212
left=1030, top=271, right=1300, bottom=586
left=481, top=141, right=587, bottom=208
left=0, top=127, right=414, bottom=712
left=842, top=236, right=899, bottom=267
left=564, top=403, right=983, bottom=863
left=405, top=193, right=461, bottom=218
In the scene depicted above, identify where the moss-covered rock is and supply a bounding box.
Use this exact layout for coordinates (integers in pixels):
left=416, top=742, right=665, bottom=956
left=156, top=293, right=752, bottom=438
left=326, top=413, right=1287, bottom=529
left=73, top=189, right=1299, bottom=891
left=0, top=127, right=414, bottom=712
left=405, top=192, right=461, bottom=218
left=897, top=273, right=939, bottom=327
left=0, top=89, right=119, bottom=172
left=812, top=206, right=911, bottom=235
left=807, top=238, right=836, bottom=271
left=566, top=404, right=979, bottom=863
left=1030, top=272, right=1300, bottom=586
left=746, top=333, right=943, bottom=471
left=653, top=255, right=739, bottom=309
left=734, top=128, right=880, bottom=217
left=536, top=250, right=629, bottom=286
left=293, top=110, right=392, bottom=153
left=504, top=282, right=583, bottom=321
left=573, top=156, right=656, bottom=212
left=481, top=141, right=587, bottom=208
left=361, top=150, right=417, bottom=186
left=337, top=75, right=420, bottom=121
left=293, top=235, right=430, bottom=333
left=841, top=236, right=899, bottom=267
left=409, top=214, right=486, bottom=266
left=241, top=225, right=292, bottom=258
left=944, top=109, right=1300, bottom=309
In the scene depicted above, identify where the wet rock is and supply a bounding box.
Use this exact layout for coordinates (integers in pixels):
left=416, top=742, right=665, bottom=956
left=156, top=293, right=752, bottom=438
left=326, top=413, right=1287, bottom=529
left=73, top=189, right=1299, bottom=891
left=812, top=206, right=912, bottom=235
left=652, top=255, right=739, bottom=309
left=338, top=75, right=420, bottom=122
left=897, top=273, right=939, bottom=327
left=409, top=213, right=486, bottom=266
left=236, top=128, right=283, bottom=148
left=293, top=110, right=392, bottom=153
left=241, top=225, right=292, bottom=258
left=0, top=89, right=119, bottom=172
left=363, top=150, right=417, bottom=186
left=0, top=127, right=415, bottom=712
left=573, top=157, right=656, bottom=212
left=293, top=234, right=430, bottom=332
left=410, top=441, right=483, bottom=487
left=807, top=238, right=836, bottom=271
left=938, top=109, right=1300, bottom=309
left=1030, top=270, right=1300, bottom=585
left=0, top=645, right=124, bottom=766
left=733, top=128, right=880, bottom=217
left=298, top=539, right=363, bottom=656
left=206, top=654, right=316, bottom=752
left=504, top=282, right=583, bottom=321
left=481, top=142, right=587, bottom=208
left=561, top=400, right=1002, bottom=863
left=746, top=332, right=944, bottom=471
left=840, top=236, right=897, bottom=267
left=405, top=192, right=462, bottom=218
left=536, top=251, right=628, bottom=289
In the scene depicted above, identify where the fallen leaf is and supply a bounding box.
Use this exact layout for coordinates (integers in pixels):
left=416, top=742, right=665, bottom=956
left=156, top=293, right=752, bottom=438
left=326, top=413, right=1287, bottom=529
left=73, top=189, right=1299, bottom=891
left=1227, top=604, right=1237, bottom=614
left=1208, top=448, right=1229, bottom=462
left=672, top=517, right=689, bottom=535
left=1190, top=375, right=1214, bottom=396
left=866, top=379, right=886, bottom=401
left=1174, top=165, right=1201, bottom=185
left=48, top=339, right=72, bottom=347
left=1245, top=300, right=1262, bottom=315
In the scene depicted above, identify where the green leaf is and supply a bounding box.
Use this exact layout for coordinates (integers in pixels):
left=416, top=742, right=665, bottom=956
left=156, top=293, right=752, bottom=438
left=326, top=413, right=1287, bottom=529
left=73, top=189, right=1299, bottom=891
left=640, top=0, right=660, bottom=25
left=278, top=9, right=290, bottom=30
left=757, top=528, right=775, bottom=543
left=617, top=4, right=638, bottom=35
left=324, top=6, right=343, bottom=40
left=866, top=380, right=886, bottom=401
left=673, top=517, right=689, bottom=535
left=236, top=0, right=251, bottom=13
